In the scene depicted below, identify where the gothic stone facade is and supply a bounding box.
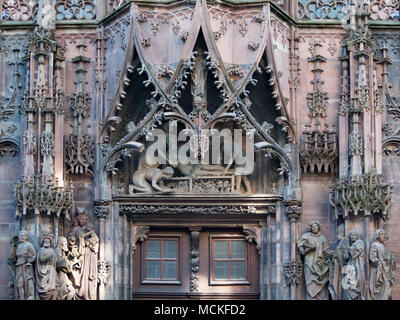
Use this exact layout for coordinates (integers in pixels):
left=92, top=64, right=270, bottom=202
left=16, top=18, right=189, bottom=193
left=0, top=0, right=400, bottom=300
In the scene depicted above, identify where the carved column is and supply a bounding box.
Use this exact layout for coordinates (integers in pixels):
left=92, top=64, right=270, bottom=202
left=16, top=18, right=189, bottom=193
left=94, top=200, right=111, bottom=300
left=284, top=200, right=303, bottom=300
left=189, top=227, right=201, bottom=293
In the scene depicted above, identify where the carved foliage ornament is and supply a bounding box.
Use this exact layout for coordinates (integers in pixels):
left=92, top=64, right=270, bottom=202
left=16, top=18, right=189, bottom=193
left=284, top=260, right=303, bottom=286
left=1, top=0, right=38, bottom=21
left=120, top=204, right=276, bottom=215
left=54, top=0, right=96, bottom=20
left=369, top=0, right=400, bottom=20
left=14, top=175, right=73, bottom=219
left=208, top=7, right=265, bottom=40
left=298, top=0, right=349, bottom=20
left=329, top=173, right=392, bottom=220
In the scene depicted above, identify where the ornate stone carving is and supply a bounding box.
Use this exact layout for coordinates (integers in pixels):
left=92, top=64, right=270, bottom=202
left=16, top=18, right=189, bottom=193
left=97, top=260, right=111, bottom=287
left=0, top=125, right=19, bottom=156
left=300, top=123, right=337, bottom=173
left=109, top=0, right=128, bottom=12
left=55, top=236, right=76, bottom=300
left=65, top=45, right=94, bottom=176
left=131, top=167, right=175, bottom=193
left=54, top=0, right=96, bottom=20
left=156, top=65, right=175, bottom=79
left=297, top=221, right=331, bottom=300
left=40, top=131, right=55, bottom=157
left=13, top=230, right=36, bottom=300
left=132, top=226, right=150, bottom=254
left=369, top=0, right=399, bottom=20
left=340, top=230, right=367, bottom=300
left=298, top=0, right=349, bottom=20
left=0, top=48, right=24, bottom=121
left=120, top=204, right=275, bottom=215
left=329, top=172, right=392, bottom=220
left=349, top=131, right=363, bottom=155
left=1, top=0, right=39, bottom=21
left=207, top=7, right=265, bottom=39
left=369, top=229, right=396, bottom=300
left=74, top=212, right=99, bottom=300
left=284, top=260, right=303, bottom=286
left=301, top=39, right=338, bottom=174
left=190, top=229, right=200, bottom=292
left=285, top=201, right=302, bottom=222
left=94, top=202, right=111, bottom=220
left=14, top=175, right=74, bottom=218
left=36, top=233, right=58, bottom=300
left=135, top=8, right=194, bottom=38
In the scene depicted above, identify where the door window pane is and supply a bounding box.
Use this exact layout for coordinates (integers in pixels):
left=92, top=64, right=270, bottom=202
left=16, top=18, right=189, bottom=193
left=146, top=260, right=161, bottom=279
left=215, top=261, right=229, bottom=280
left=231, top=241, right=244, bottom=259
left=231, top=261, right=245, bottom=280
left=146, top=240, right=161, bottom=258
left=214, top=240, right=229, bottom=259
left=163, top=261, right=177, bottom=280
left=163, top=240, right=177, bottom=259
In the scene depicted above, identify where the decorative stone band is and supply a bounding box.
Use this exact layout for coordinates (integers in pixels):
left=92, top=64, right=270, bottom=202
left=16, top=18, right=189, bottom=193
left=284, top=260, right=303, bottom=286
left=329, top=173, right=392, bottom=220
left=119, top=204, right=276, bottom=215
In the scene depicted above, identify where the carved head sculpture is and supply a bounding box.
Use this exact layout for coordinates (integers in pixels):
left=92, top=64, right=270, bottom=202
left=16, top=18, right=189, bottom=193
left=162, top=166, right=174, bottom=178
left=337, top=224, right=345, bottom=241
left=68, top=233, right=77, bottom=247
left=306, top=220, right=321, bottom=235
left=373, top=229, right=386, bottom=243
left=40, top=233, right=54, bottom=248
left=75, top=207, right=89, bottom=227
left=57, top=237, right=68, bottom=252
left=18, top=230, right=28, bottom=243
left=348, top=230, right=359, bottom=243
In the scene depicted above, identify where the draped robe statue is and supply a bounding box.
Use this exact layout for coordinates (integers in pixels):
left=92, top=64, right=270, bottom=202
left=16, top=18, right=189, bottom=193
left=369, top=229, right=396, bottom=300
left=76, top=223, right=99, bottom=300
left=15, top=230, right=36, bottom=300
left=341, top=230, right=366, bottom=300
left=297, top=221, right=331, bottom=300
left=56, top=236, right=76, bottom=300
left=36, top=233, right=58, bottom=300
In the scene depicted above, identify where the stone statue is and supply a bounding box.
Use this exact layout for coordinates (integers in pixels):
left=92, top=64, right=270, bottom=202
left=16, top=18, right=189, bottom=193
left=341, top=230, right=366, bottom=300
left=55, top=236, right=76, bottom=300
left=328, top=224, right=346, bottom=300
left=76, top=223, right=99, bottom=300
left=297, top=221, right=331, bottom=300
left=66, top=232, right=82, bottom=287
left=131, top=166, right=175, bottom=193
left=36, top=233, right=58, bottom=300
left=7, top=236, right=18, bottom=299
left=73, top=207, right=90, bottom=240
left=14, top=230, right=36, bottom=300
left=369, top=229, right=396, bottom=300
